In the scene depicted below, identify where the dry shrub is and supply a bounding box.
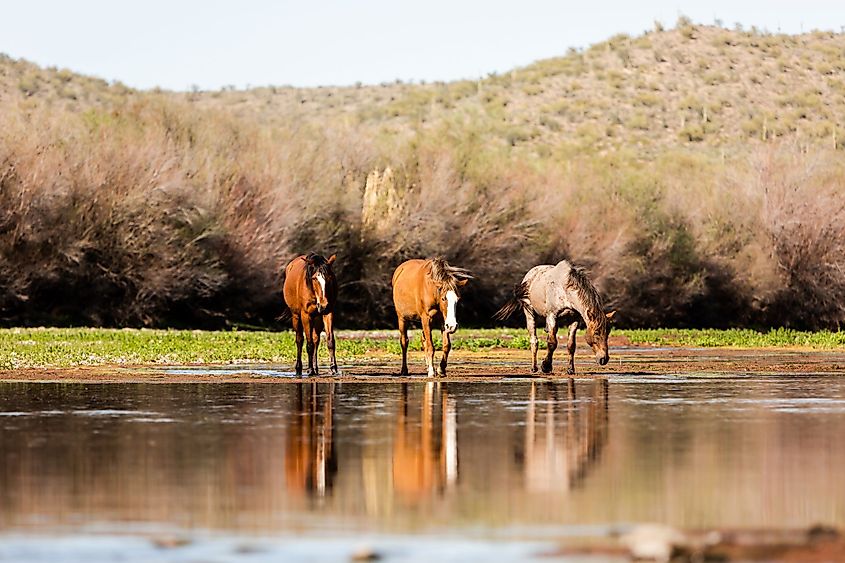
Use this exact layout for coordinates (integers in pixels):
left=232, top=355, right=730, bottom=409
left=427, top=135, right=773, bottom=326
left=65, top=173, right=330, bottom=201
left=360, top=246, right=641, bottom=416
left=0, top=98, right=377, bottom=326
left=2, top=93, right=845, bottom=329
left=346, top=134, right=539, bottom=325
left=0, top=105, right=224, bottom=325
left=720, top=147, right=845, bottom=328
left=662, top=145, right=845, bottom=329
left=532, top=158, right=709, bottom=327
left=209, top=122, right=378, bottom=325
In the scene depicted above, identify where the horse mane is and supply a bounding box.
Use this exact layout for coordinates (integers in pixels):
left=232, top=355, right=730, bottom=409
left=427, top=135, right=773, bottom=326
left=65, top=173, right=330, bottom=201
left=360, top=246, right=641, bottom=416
left=304, top=252, right=333, bottom=287
left=427, top=257, right=473, bottom=291
left=564, top=263, right=606, bottom=327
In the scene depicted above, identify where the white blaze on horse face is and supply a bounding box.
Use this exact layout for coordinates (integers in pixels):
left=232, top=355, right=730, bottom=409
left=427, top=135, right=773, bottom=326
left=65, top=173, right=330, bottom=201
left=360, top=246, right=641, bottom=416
left=316, top=273, right=327, bottom=298
left=445, top=290, right=458, bottom=333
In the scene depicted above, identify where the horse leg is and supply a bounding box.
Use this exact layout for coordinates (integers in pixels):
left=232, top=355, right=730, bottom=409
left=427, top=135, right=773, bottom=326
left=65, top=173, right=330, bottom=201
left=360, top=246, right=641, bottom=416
left=541, top=314, right=558, bottom=374
left=398, top=316, right=409, bottom=376
left=421, top=315, right=436, bottom=378
left=302, top=314, right=316, bottom=376
left=525, top=310, right=538, bottom=373
left=293, top=313, right=304, bottom=376
left=324, top=312, right=338, bottom=375
left=566, top=321, right=579, bottom=375
left=311, top=315, right=324, bottom=376
left=439, top=328, right=451, bottom=376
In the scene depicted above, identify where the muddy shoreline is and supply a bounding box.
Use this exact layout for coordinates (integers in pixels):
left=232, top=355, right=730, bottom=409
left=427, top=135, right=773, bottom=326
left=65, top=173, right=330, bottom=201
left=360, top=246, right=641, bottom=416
left=2, top=345, right=844, bottom=383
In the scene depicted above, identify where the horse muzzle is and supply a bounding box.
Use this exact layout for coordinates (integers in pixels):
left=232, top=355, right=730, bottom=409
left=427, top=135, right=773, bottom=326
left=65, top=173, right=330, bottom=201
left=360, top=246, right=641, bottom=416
left=597, top=354, right=609, bottom=366
left=445, top=323, right=458, bottom=334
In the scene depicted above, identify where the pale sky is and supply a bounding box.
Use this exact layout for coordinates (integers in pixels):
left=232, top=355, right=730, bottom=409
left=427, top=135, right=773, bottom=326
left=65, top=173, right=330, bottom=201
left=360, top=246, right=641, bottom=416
left=1, top=1, right=843, bottom=91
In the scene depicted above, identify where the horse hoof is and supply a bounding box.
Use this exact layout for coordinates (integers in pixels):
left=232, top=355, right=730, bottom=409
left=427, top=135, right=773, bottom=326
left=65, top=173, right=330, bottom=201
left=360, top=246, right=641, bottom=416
left=330, top=365, right=339, bottom=375
left=438, top=369, right=447, bottom=377
left=531, top=366, right=538, bottom=373
left=541, top=362, right=553, bottom=374
left=566, top=368, right=575, bottom=376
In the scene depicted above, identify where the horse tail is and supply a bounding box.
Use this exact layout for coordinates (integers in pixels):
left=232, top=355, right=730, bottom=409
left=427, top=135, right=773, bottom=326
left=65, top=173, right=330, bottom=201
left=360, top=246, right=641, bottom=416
left=276, top=308, right=292, bottom=322
left=278, top=261, right=293, bottom=322
left=493, top=281, right=530, bottom=321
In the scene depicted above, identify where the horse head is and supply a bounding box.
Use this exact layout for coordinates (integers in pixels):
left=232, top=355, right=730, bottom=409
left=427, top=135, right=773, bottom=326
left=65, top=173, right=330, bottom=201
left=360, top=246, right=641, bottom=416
left=305, top=253, right=337, bottom=313
left=584, top=310, right=616, bottom=366
left=439, top=278, right=469, bottom=334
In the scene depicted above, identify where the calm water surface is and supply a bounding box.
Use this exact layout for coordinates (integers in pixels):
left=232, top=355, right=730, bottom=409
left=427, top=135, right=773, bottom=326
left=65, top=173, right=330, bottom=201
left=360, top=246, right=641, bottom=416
left=1, top=376, right=844, bottom=558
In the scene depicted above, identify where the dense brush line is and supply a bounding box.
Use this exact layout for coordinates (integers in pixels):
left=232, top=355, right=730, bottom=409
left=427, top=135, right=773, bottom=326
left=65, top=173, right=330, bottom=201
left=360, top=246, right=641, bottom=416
left=1, top=97, right=844, bottom=330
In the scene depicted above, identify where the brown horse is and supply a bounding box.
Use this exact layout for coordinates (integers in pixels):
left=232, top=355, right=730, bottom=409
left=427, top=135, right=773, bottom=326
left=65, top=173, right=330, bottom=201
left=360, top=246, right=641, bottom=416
left=283, top=253, right=338, bottom=376
left=494, top=260, right=615, bottom=375
left=392, top=258, right=471, bottom=377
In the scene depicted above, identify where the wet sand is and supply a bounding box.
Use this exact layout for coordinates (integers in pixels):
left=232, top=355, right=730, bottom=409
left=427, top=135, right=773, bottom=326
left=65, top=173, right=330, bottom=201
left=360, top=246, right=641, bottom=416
left=2, top=341, right=844, bottom=383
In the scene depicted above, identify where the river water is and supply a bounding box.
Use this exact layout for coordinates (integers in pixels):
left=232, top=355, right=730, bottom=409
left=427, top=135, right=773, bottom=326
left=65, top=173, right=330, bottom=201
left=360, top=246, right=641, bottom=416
left=1, top=376, right=844, bottom=560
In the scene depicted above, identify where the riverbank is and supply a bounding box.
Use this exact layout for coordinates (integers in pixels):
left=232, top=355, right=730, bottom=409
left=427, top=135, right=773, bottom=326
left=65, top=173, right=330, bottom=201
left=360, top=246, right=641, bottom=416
left=2, top=327, right=845, bottom=371
left=2, top=344, right=844, bottom=383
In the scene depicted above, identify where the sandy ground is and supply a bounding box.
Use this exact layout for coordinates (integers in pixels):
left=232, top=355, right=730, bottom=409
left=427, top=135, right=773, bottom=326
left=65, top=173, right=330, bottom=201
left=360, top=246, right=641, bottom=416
left=2, top=338, right=845, bottom=383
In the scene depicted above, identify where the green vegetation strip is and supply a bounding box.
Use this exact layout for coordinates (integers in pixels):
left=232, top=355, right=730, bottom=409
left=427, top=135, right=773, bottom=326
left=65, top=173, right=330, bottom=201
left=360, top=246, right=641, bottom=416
left=624, top=328, right=845, bottom=349
left=0, top=328, right=844, bottom=369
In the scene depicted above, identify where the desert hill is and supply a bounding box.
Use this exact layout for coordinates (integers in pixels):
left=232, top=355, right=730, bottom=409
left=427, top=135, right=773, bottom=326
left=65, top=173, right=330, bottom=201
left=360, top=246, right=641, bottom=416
left=3, top=20, right=844, bottom=156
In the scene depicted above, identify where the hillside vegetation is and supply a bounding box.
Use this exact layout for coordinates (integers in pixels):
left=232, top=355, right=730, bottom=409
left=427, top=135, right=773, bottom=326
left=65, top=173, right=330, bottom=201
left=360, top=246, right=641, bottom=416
left=1, top=20, right=845, bottom=329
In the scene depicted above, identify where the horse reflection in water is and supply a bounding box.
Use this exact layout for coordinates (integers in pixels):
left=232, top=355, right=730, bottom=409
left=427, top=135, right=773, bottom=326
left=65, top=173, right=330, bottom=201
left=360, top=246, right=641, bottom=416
left=392, top=382, right=458, bottom=501
left=520, top=379, right=609, bottom=492
left=284, top=383, right=337, bottom=498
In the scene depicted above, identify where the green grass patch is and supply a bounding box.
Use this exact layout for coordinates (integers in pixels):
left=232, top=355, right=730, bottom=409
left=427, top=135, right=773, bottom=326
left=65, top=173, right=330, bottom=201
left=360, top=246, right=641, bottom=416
left=0, top=327, right=844, bottom=369
left=622, top=328, right=845, bottom=348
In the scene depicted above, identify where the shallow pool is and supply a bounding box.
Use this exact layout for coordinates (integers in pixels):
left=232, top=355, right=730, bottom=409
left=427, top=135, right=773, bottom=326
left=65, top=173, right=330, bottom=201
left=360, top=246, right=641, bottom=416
left=0, top=376, right=843, bottom=559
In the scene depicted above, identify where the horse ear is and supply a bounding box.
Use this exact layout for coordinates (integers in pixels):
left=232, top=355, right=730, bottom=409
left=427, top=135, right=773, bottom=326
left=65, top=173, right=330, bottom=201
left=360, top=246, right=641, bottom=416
left=605, top=310, right=617, bottom=322
left=457, top=278, right=469, bottom=287
left=327, top=254, right=336, bottom=265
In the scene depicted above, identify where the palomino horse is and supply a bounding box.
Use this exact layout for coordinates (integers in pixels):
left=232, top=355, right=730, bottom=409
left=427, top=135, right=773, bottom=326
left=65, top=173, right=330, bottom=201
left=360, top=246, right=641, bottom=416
left=392, top=258, right=471, bottom=377
left=283, top=253, right=339, bottom=375
left=494, top=260, right=615, bottom=375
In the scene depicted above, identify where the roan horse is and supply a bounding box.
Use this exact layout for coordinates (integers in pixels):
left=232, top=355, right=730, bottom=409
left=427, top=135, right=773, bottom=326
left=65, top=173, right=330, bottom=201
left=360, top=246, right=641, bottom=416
left=283, top=253, right=339, bottom=376
left=392, top=258, right=472, bottom=377
left=494, top=260, right=615, bottom=375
